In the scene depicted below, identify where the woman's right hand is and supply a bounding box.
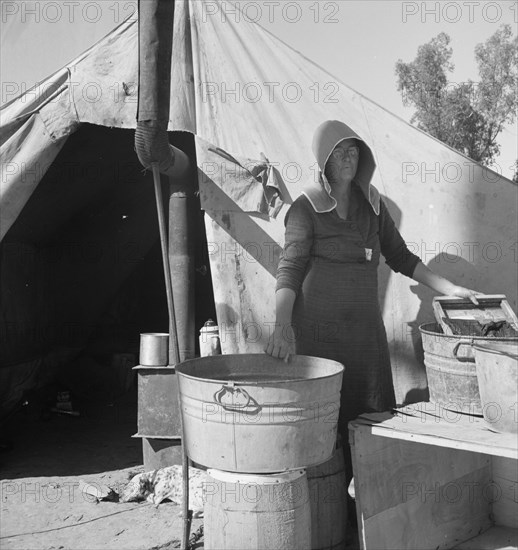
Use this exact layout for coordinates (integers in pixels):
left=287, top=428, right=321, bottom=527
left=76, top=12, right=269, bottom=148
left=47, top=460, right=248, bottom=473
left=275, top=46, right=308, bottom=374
left=265, top=323, right=296, bottom=362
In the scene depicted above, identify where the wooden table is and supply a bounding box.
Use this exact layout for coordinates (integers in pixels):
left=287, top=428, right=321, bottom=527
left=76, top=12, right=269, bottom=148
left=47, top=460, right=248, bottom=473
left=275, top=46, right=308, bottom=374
left=349, top=402, right=518, bottom=550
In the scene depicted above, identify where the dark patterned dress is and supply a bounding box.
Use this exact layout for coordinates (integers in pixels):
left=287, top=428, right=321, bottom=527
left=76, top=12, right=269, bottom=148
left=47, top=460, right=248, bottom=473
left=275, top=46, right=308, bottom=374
left=276, top=185, right=420, bottom=435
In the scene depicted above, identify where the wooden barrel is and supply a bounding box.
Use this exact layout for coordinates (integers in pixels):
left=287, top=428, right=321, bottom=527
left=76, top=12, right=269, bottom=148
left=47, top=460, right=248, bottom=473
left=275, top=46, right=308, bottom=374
left=307, top=445, right=347, bottom=550
left=204, top=468, right=311, bottom=550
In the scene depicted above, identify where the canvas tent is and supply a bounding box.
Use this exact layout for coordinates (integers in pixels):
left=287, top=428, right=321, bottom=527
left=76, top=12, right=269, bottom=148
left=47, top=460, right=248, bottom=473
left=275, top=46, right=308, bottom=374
left=1, top=0, right=517, bottom=419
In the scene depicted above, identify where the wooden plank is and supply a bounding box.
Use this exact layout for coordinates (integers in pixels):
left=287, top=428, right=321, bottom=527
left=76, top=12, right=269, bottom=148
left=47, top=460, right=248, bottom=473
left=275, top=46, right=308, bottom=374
left=350, top=425, right=493, bottom=550
left=501, top=302, right=518, bottom=331
left=433, top=298, right=454, bottom=334
left=364, top=426, right=517, bottom=460
left=361, top=466, right=491, bottom=550
left=492, top=457, right=518, bottom=529
left=352, top=404, right=518, bottom=459
left=453, top=526, right=518, bottom=549
left=492, top=456, right=518, bottom=480
left=349, top=411, right=517, bottom=550
left=350, top=430, right=490, bottom=520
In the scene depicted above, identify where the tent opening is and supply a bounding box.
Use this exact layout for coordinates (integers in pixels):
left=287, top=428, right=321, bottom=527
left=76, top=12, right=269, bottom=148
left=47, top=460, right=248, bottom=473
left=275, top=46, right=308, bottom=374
left=0, top=124, right=216, bottom=420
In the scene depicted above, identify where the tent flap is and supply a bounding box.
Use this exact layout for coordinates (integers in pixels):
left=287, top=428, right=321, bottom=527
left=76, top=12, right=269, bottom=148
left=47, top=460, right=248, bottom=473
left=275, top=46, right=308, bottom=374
left=0, top=113, right=69, bottom=240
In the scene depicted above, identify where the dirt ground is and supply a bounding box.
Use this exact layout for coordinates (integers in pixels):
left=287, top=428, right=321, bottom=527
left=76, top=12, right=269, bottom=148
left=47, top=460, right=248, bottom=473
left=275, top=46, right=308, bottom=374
left=1, top=383, right=359, bottom=550
left=0, top=386, right=203, bottom=550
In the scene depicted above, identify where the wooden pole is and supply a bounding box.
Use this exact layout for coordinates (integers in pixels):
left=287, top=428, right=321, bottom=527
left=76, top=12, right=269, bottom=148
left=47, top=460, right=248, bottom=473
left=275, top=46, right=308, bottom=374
left=151, top=163, right=191, bottom=550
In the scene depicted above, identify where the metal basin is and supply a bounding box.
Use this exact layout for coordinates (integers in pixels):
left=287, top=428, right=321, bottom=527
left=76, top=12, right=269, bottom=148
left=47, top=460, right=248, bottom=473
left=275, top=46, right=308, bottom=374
left=176, top=353, right=344, bottom=473
left=474, top=342, right=518, bottom=434
left=419, top=323, right=518, bottom=415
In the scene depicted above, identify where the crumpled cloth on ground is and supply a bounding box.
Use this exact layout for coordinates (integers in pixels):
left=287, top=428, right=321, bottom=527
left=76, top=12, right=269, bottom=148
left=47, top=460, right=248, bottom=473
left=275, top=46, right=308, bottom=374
left=120, top=465, right=206, bottom=513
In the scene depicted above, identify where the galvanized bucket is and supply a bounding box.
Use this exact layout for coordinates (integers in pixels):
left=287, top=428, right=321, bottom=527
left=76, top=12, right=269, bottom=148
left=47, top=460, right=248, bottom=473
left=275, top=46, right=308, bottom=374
left=175, top=354, right=344, bottom=473
left=419, top=323, right=518, bottom=415
left=474, top=342, right=518, bottom=434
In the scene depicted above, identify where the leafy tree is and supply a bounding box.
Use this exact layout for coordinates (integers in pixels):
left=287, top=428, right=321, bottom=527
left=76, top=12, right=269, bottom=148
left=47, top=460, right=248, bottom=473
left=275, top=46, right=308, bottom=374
left=395, top=25, right=517, bottom=167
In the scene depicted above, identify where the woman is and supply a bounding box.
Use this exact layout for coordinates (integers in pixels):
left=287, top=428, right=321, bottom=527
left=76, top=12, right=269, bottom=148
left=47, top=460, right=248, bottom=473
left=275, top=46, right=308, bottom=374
left=266, top=120, right=479, bottom=455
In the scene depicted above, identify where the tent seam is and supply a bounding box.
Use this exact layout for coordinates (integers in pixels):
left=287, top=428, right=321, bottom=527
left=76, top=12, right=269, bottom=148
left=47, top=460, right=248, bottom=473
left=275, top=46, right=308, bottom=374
left=66, top=68, right=81, bottom=127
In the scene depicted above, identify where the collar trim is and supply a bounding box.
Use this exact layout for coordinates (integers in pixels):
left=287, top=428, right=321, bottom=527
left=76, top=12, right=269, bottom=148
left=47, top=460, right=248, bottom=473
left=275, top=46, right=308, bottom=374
left=302, top=175, right=380, bottom=215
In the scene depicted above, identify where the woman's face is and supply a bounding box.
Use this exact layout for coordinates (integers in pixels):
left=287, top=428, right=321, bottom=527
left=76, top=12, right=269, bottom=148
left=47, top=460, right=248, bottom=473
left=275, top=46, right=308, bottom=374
left=325, top=138, right=359, bottom=184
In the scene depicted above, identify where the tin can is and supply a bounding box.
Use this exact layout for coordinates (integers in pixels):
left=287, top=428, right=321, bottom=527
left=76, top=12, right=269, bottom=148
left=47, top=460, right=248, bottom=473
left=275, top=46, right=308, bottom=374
left=140, top=333, right=169, bottom=366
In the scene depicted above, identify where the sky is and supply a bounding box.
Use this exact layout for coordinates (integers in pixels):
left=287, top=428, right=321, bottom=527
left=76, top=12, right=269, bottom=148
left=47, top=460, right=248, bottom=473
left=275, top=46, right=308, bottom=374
left=1, top=0, right=517, bottom=178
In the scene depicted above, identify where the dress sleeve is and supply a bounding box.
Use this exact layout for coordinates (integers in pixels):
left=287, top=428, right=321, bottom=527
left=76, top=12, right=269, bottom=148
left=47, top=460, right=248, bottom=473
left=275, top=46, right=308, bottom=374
left=276, top=197, right=314, bottom=294
left=379, top=199, right=421, bottom=278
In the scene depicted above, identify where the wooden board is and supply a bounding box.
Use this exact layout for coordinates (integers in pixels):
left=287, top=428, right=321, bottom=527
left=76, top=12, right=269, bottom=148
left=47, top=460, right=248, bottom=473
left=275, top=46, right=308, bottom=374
left=350, top=404, right=518, bottom=550
left=351, top=404, right=518, bottom=459
left=350, top=428, right=491, bottom=550
left=350, top=430, right=490, bottom=520
left=433, top=295, right=518, bottom=336
left=453, top=526, right=518, bottom=549
left=492, top=457, right=518, bottom=529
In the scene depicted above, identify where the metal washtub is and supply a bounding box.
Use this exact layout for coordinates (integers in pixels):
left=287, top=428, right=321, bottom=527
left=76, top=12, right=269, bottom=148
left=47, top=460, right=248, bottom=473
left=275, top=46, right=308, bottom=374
left=474, top=342, right=518, bottom=434
left=175, top=354, right=344, bottom=473
left=419, top=322, right=518, bottom=415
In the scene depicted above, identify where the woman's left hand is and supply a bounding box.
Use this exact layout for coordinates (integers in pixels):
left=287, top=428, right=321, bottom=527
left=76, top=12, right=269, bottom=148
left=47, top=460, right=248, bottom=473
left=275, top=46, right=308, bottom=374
left=448, top=285, right=481, bottom=305
left=411, top=263, right=482, bottom=306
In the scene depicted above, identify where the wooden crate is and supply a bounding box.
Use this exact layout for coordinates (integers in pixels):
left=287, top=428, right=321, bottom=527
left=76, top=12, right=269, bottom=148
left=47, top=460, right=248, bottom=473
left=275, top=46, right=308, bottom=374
left=349, top=403, right=518, bottom=550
